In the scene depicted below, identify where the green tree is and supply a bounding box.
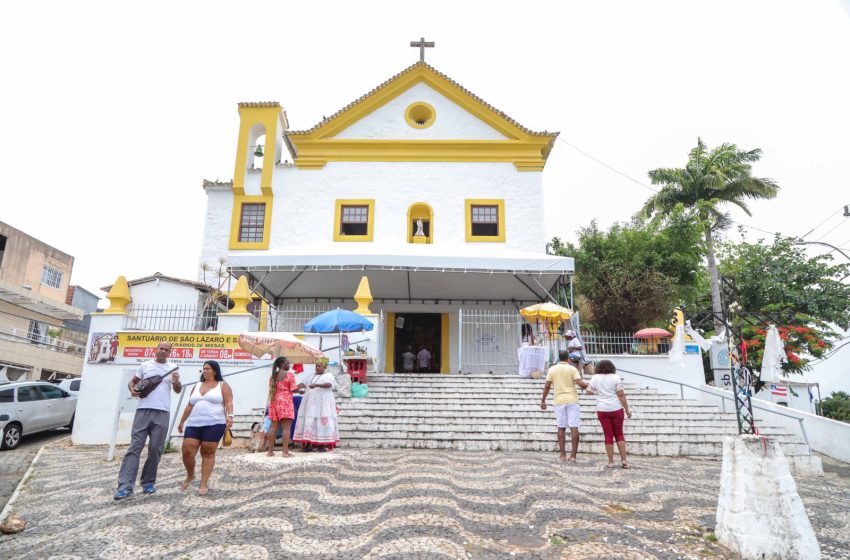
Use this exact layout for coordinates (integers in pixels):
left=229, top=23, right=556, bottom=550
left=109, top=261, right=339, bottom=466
left=551, top=208, right=706, bottom=332
left=641, top=139, right=779, bottom=332
left=719, top=234, right=850, bottom=330
left=719, top=234, right=850, bottom=372
left=820, top=391, right=850, bottom=423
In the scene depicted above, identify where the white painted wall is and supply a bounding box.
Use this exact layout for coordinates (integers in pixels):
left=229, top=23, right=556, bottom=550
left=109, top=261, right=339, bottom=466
left=590, top=353, right=707, bottom=395
left=200, top=162, right=545, bottom=270
left=129, top=280, right=203, bottom=308
left=333, top=83, right=508, bottom=140
left=807, top=329, right=850, bottom=398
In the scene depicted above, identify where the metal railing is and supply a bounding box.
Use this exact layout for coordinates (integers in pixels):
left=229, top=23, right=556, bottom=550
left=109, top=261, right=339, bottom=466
left=616, top=367, right=811, bottom=449
left=269, top=304, right=336, bottom=333
left=126, top=304, right=224, bottom=332
left=458, top=309, right=523, bottom=373
left=0, top=322, right=85, bottom=355
left=578, top=331, right=670, bottom=356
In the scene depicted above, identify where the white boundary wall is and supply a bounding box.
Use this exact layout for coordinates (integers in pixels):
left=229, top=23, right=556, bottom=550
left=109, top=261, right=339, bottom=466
left=591, top=352, right=850, bottom=464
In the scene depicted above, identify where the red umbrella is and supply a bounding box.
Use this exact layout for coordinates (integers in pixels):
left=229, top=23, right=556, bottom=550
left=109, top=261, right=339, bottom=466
left=634, top=328, right=672, bottom=339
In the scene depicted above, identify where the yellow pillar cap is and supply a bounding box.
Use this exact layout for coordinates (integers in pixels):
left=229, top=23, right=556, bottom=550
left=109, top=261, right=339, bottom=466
left=353, top=275, right=373, bottom=315
left=228, top=276, right=253, bottom=315
left=103, top=276, right=132, bottom=314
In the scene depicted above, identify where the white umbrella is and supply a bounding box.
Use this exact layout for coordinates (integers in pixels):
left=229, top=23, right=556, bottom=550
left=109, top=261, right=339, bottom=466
left=237, top=332, right=324, bottom=363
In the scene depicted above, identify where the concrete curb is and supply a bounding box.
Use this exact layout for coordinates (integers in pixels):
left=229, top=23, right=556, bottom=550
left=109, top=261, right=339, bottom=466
left=0, top=436, right=69, bottom=525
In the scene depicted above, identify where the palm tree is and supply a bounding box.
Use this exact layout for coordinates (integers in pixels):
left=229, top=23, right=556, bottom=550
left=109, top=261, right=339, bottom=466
left=642, top=138, right=779, bottom=332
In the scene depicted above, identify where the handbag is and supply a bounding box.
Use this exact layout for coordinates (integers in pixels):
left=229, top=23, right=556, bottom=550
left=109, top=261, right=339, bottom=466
left=135, top=367, right=178, bottom=398
left=221, top=381, right=233, bottom=446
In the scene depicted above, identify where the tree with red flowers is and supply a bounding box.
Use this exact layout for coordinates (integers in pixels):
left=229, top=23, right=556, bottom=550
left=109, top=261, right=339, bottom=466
left=721, top=234, right=850, bottom=373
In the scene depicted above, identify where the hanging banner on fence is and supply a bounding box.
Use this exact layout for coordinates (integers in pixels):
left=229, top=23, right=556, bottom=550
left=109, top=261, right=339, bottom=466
left=710, top=341, right=732, bottom=389
left=111, top=332, right=264, bottom=366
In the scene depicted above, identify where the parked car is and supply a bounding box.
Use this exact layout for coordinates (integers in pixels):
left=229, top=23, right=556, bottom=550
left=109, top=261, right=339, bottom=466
left=0, top=381, right=77, bottom=450
left=58, top=378, right=82, bottom=395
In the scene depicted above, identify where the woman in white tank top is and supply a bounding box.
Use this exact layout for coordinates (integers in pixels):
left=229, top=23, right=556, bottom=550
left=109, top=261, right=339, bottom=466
left=177, top=360, right=234, bottom=495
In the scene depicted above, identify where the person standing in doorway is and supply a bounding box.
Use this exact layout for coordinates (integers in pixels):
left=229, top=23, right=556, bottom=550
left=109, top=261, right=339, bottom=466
left=540, top=350, right=589, bottom=462
left=417, top=345, right=432, bottom=374
left=114, top=341, right=182, bottom=500
left=401, top=346, right=416, bottom=373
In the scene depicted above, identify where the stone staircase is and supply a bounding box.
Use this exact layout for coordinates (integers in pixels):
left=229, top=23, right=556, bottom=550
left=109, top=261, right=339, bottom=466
left=231, top=373, right=821, bottom=470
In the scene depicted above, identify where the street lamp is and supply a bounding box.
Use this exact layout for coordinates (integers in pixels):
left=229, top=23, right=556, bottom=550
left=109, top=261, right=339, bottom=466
left=794, top=239, right=850, bottom=262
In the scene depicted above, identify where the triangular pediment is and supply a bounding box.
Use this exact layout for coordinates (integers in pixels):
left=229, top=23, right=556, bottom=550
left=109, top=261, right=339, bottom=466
left=285, top=62, right=558, bottom=171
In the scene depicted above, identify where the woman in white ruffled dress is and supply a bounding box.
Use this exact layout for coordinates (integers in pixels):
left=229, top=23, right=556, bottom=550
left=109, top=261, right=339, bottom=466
left=293, top=357, right=340, bottom=451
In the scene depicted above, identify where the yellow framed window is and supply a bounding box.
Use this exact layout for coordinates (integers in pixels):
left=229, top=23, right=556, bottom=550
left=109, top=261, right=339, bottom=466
left=229, top=194, right=273, bottom=250
left=465, top=199, right=505, bottom=242
left=334, top=199, right=375, bottom=242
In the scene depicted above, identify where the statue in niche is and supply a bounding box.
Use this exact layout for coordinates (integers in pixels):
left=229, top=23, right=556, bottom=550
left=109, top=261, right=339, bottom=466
left=414, top=218, right=426, bottom=237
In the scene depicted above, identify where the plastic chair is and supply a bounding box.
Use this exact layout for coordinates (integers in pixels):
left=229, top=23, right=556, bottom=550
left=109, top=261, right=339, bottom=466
left=348, top=359, right=367, bottom=384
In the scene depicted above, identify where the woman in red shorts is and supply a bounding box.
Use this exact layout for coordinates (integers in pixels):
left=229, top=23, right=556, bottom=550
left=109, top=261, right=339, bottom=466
left=266, top=357, right=300, bottom=457
left=587, top=359, right=632, bottom=468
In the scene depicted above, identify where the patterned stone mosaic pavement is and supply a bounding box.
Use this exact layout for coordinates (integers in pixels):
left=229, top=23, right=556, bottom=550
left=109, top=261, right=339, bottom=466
left=1, top=441, right=848, bottom=559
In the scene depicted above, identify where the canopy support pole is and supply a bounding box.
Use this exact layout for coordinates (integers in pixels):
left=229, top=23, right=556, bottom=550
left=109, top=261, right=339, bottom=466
left=531, top=276, right=557, bottom=303
left=512, top=274, right=546, bottom=301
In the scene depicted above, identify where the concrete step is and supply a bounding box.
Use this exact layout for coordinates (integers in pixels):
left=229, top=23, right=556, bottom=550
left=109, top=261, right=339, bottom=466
left=339, top=436, right=813, bottom=457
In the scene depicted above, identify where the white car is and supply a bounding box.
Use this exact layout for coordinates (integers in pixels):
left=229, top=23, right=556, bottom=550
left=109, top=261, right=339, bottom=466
left=0, top=381, right=77, bottom=450
left=58, top=378, right=82, bottom=395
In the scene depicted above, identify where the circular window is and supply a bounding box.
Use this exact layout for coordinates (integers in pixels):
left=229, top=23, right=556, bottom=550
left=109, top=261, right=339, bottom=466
left=405, top=102, right=436, bottom=129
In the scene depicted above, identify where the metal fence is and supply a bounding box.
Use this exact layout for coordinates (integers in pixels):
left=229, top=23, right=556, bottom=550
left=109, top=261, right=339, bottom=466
left=566, top=331, right=670, bottom=356
left=269, top=304, right=336, bottom=333
left=0, top=321, right=85, bottom=355
left=126, top=304, right=222, bottom=332
left=458, top=309, right=523, bottom=374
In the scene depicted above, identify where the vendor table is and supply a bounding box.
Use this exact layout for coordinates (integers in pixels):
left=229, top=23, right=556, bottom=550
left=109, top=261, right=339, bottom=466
left=517, top=345, right=548, bottom=378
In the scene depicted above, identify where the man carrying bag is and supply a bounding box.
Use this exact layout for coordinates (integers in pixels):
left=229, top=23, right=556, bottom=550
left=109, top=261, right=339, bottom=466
left=114, top=341, right=182, bottom=500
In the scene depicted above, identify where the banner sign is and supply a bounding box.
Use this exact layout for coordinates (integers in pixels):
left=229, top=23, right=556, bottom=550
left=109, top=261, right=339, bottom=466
left=710, top=341, right=733, bottom=389
left=104, top=332, right=265, bottom=366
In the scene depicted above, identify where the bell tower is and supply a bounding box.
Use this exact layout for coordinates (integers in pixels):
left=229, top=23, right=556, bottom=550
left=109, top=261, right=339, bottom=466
left=229, top=102, right=288, bottom=250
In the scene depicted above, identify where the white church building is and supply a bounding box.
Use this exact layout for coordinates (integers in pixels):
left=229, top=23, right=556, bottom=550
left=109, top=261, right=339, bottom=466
left=200, top=61, right=574, bottom=374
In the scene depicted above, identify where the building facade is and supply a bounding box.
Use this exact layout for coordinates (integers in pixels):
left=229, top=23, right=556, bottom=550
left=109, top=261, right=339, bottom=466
left=0, top=221, right=85, bottom=381
left=199, top=62, right=574, bottom=373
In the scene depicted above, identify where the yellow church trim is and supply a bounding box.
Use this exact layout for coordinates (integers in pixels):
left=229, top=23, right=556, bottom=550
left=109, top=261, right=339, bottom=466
left=385, top=312, right=396, bottom=373
left=229, top=193, right=273, bottom=250
left=333, top=199, right=375, bottom=242
left=286, top=64, right=557, bottom=172
left=465, top=199, right=506, bottom=242
left=441, top=313, right=450, bottom=374
left=404, top=101, right=436, bottom=129
left=233, top=104, right=285, bottom=196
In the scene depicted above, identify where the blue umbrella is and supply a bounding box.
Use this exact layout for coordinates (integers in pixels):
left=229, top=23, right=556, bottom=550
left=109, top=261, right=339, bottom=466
left=304, top=307, right=375, bottom=334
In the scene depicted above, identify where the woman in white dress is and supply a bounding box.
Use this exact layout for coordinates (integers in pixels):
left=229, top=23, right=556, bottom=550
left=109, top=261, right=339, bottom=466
left=293, top=357, right=340, bottom=451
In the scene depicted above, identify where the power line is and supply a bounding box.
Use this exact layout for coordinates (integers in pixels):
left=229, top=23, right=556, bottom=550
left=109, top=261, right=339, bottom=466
left=798, top=206, right=844, bottom=239
left=555, top=137, right=780, bottom=236
left=815, top=217, right=850, bottom=242
left=556, top=137, right=659, bottom=194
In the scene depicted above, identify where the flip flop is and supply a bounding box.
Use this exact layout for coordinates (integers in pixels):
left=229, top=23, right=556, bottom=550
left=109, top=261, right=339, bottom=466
left=199, top=487, right=209, bottom=496
left=622, top=463, right=631, bottom=469
left=180, top=478, right=194, bottom=491
left=605, top=464, right=617, bottom=469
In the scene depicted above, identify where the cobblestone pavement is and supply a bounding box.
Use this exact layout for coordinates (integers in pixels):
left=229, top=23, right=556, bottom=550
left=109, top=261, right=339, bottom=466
left=0, top=431, right=68, bottom=511
left=1, top=443, right=848, bottom=559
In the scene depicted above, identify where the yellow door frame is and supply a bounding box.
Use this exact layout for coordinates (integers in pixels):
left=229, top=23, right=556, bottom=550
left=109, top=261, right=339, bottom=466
left=384, top=312, right=396, bottom=374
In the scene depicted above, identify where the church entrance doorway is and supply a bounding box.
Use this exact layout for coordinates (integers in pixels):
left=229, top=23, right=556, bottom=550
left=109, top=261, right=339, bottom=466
left=389, top=313, right=445, bottom=374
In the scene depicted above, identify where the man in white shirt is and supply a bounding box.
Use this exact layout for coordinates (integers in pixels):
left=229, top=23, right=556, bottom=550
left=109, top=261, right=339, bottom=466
left=417, top=346, right=432, bottom=373
left=114, top=341, right=182, bottom=500
left=565, top=330, right=590, bottom=374
left=401, top=347, right=416, bottom=373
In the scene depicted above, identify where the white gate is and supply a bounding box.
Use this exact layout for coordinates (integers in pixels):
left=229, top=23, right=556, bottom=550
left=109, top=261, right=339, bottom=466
left=458, top=308, right=523, bottom=374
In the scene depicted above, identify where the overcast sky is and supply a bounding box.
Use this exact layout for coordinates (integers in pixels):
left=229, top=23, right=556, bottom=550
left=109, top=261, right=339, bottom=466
left=2, top=0, right=849, bottom=294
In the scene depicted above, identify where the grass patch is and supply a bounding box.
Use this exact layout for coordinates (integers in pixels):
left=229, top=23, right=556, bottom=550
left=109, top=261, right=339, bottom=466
left=704, top=532, right=718, bottom=542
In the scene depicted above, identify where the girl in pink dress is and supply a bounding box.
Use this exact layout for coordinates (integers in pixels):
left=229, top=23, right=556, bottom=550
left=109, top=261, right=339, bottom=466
left=266, top=357, right=301, bottom=457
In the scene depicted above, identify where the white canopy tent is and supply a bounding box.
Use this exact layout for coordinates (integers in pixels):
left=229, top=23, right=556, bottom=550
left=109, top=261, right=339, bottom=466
left=226, top=245, right=575, bottom=305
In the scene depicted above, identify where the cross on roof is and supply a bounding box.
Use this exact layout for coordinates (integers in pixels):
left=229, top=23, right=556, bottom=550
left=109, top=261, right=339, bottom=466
left=410, top=37, right=435, bottom=62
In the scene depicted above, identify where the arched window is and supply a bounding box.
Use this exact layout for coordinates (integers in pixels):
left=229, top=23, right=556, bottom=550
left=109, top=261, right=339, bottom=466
left=407, top=202, right=434, bottom=244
